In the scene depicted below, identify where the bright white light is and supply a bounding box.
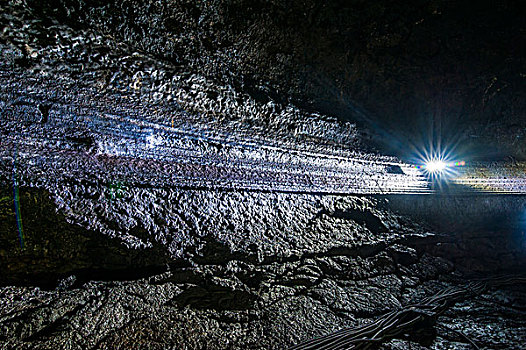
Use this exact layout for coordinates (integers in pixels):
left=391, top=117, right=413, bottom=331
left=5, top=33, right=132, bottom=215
left=426, top=159, right=447, bottom=173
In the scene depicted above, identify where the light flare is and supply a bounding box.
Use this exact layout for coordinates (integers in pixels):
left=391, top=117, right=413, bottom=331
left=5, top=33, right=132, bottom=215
left=13, top=150, right=25, bottom=249
left=425, top=159, right=447, bottom=173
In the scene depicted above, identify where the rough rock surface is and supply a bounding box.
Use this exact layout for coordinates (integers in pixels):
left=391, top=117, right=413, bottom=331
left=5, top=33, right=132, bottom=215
left=1, top=1, right=526, bottom=349
left=17, top=0, right=525, bottom=159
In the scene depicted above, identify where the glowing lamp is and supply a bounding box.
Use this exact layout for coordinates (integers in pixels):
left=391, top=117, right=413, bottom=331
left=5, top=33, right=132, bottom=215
left=425, top=159, right=447, bottom=173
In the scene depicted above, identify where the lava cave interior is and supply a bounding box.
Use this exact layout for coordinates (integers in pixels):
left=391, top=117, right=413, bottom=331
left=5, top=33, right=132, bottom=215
left=1, top=1, right=526, bottom=349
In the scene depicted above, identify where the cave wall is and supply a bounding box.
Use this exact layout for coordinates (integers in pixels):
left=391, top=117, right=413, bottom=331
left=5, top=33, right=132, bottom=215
left=2, top=1, right=526, bottom=349
left=19, top=0, right=526, bottom=158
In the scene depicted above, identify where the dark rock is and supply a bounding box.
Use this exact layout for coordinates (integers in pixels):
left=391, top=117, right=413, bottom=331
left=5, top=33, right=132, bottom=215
left=169, top=285, right=257, bottom=311
left=37, top=103, right=51, bottom=123
left=0, top=187, right=170, bottom=288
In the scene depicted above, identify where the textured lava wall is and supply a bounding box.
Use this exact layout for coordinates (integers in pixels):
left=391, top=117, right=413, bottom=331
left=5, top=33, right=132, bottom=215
left=21, top=0, right=526, bottom=158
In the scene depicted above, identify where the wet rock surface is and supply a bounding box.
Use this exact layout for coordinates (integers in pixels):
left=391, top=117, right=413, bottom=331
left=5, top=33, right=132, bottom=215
left=1, top=1, right=526, bottom=349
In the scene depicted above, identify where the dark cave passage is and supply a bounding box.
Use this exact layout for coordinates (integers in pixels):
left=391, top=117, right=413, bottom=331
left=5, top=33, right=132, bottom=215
left=386, top=194, right=526, bottom=276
